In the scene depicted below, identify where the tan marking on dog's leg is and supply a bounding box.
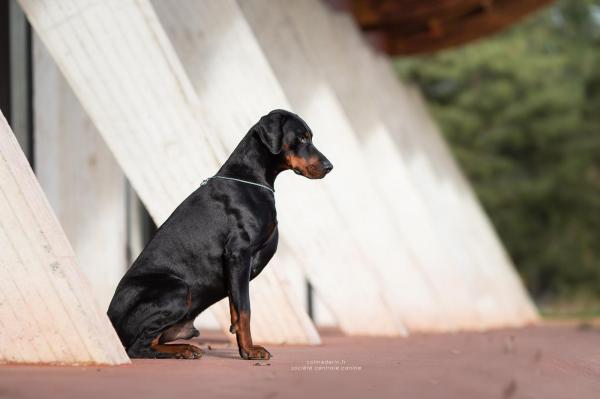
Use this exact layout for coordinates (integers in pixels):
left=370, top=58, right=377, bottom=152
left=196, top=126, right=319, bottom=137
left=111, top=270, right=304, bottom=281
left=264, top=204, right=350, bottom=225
left=150, top=335, right=203, bottom=359
left=229, top=295, right=239, bottom=334
left=234, top=311, right=271, bottom=360
left=159, top=319, right=198, bottom=343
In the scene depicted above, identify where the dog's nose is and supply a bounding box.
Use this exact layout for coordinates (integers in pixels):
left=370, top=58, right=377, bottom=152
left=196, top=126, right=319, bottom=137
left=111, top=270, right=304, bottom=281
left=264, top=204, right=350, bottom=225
left=322, top=160, right=333, bottom=174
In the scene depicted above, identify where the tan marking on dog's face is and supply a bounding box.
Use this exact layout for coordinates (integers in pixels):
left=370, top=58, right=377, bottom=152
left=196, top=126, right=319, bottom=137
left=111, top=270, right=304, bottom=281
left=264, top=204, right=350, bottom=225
left=285, top=154, right=324, bottom=178
left=279, top=125, right=331, bottom=179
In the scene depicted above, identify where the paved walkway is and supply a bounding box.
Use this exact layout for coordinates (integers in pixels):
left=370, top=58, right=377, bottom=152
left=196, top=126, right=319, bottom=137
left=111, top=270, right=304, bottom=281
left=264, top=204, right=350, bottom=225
left=1, top=324, right=599, bottom=399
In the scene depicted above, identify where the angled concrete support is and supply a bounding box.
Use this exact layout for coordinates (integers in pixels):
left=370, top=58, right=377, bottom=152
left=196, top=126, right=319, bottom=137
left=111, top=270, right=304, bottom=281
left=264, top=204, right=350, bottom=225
left=0, top=110, right=129, bottom=365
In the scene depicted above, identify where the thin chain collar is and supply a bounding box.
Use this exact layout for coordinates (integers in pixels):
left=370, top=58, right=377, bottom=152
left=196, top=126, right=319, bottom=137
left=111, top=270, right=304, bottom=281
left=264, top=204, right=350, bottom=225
left=201, top=175, right=275, bottom=194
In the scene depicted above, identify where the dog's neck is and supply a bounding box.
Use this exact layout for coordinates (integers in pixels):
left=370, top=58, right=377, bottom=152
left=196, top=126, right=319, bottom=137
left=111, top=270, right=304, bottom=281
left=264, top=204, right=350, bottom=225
left=217, top=132, right=285, bottom=191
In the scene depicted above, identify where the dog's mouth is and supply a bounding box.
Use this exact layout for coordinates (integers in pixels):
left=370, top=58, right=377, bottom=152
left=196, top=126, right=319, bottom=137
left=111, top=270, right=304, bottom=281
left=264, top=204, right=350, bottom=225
left=287, top=155, right=329, bottom=179
left=300, top=165, right=327, bottom=179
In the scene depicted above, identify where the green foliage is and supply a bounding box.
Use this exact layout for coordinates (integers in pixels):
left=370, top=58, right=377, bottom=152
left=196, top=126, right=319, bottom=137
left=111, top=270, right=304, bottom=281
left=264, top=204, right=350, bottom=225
left=396, top=0, right=600, bottom=308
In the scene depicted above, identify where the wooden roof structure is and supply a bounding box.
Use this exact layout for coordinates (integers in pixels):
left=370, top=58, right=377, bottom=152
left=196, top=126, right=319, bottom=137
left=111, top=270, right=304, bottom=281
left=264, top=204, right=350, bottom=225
left=325, top=0, right=555, bottom=55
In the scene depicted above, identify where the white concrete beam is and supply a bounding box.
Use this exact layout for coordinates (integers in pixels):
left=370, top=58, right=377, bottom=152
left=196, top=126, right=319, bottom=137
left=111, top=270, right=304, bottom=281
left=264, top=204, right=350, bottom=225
left=33, top=36, right=128, bottom=311
left=0, top=110, right=129, bottom=365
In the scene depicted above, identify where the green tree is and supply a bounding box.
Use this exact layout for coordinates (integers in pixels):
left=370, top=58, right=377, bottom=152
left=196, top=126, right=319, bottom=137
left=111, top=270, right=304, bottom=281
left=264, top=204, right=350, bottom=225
left=396, top=0, right=600, bottom=311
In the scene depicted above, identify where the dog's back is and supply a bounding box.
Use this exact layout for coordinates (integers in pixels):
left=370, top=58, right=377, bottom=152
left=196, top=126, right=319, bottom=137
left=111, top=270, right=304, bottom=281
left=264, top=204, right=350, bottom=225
left=107, top=186, right=229, bottom=350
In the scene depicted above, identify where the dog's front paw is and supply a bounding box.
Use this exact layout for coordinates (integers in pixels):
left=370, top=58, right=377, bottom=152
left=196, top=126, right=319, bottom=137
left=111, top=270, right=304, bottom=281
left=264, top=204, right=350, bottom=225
left=239, top=345, right=271, bottom=360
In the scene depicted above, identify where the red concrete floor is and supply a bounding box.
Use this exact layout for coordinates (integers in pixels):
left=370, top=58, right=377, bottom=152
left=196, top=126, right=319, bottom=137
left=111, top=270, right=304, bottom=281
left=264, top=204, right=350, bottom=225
left=1, top=323, right=599, bottom=399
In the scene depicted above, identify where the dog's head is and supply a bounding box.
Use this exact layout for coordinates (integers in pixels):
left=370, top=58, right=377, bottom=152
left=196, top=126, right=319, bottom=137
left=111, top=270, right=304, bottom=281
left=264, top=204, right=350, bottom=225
left=254, top=109, right=333, bottom=179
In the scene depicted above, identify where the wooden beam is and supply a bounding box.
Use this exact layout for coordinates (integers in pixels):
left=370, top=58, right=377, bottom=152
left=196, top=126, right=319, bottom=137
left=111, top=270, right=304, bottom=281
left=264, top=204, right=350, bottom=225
left=325, top=0, right=554, bottom=55
left=352, top=0, right=484, bottom=30
left=377, top=0, right=554, bottom=55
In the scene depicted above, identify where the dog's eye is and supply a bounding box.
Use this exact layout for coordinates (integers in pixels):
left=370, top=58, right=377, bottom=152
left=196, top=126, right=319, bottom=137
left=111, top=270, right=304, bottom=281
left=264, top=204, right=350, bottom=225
left=298, top=135, right=310, bottom=144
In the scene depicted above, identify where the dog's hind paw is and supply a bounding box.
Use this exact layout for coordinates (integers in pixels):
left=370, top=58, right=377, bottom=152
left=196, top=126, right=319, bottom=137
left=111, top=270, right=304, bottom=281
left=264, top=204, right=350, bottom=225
left=174, top=344, right=204, bottom=360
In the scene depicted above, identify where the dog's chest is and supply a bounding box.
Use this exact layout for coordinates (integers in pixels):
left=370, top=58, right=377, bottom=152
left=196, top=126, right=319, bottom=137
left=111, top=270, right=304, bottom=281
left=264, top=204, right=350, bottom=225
left=250, top=223, right=279, bottom=279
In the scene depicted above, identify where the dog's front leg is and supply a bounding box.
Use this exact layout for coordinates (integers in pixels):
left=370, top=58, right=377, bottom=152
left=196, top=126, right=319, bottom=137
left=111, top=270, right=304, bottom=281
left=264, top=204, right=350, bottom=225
left=226, top=250, right=271, bottom=360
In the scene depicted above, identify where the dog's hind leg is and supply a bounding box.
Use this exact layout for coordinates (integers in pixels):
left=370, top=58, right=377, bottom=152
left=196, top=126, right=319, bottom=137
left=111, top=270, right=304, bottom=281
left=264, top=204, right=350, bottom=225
left=149, top=335, right=203, bottom=359
left=127, top=333, right=203, bottom=359
left=124, top=279, right=203, bottom=359
left=159, top=319, right=200, bottom=343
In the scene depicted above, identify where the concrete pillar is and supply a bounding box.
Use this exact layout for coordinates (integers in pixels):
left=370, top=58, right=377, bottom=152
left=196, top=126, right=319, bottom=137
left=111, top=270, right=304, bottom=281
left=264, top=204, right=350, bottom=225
left=0, top=110, right=129, bottom=365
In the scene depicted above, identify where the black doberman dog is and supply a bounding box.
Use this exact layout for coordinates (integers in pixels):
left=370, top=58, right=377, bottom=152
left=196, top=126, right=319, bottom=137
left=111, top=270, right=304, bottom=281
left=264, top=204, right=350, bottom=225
left=107, top=110, right=332, bottom=360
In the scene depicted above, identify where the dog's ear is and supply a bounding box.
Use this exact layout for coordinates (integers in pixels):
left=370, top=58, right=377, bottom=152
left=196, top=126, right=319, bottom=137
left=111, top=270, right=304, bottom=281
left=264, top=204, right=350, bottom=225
left=255, top=110, right=287, bottom=154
